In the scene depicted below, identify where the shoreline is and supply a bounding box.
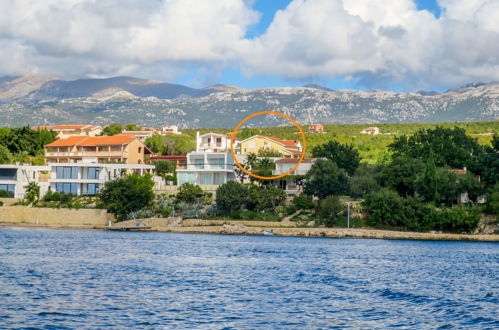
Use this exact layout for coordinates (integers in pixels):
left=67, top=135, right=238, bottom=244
left=1, top=222, right=498, bottom=242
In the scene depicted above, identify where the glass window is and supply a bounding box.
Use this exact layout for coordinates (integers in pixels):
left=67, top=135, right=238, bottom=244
left=0, top=184, right=15, bottom=197
left=0, top=169, right=16, bottom=180
left=178, top=172, right=196, bottom=185
left=193, top=158, right=204, bottom=169
left=213, top=173, right=225, bottom=185
left=86, top=183, right=99, bottom=195
left=55, top=182, right=78, bottom=194
left=209, top=158, right=224, bottom=169
left=199, top=173, right=212, bottom=185
left=87, top=167, right=100, bottom=180
left=57, top=167, right=78, bottom=179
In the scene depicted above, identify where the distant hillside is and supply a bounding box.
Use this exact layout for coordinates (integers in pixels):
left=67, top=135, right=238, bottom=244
left=0, top=74, right=497, bottom=127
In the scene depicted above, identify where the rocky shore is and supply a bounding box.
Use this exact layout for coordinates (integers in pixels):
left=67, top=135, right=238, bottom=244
left=2, top=217, right=498, bottom=242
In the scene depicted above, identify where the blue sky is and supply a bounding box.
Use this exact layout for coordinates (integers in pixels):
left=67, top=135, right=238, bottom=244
left=176, top=0, right=443, bottom=91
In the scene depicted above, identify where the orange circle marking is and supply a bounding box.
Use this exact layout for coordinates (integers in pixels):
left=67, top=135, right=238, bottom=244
left=229, top=111, right=307, bottom=180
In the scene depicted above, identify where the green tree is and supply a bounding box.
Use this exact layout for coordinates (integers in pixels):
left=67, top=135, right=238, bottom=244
left=492, top=134, right=499, bottom=150
left=349, top=163, right=382, bottom=198
left=311, top=139, right=360, bottom=175
left=153, top=160, right=176, bottom=175
left=98, top=174, right=154, bottom=221
left=103, top=123, right=123, bottom=136
left=291, top=194, right=315, bottom=211
left=317, top=196, right=345, bottom=227
left=144, top=135, right=195, bottom=155
left=215, top=181, right=248, bottom=213
left=247, top=185, right=286, bottom=211
left=380, top=156, right=424, bottom=196
left=124, top=123, right=142, bottom=131
left=24, top=182, right=40, bottom=205
left=0, top=145, right=13, bottom=164
left=417, top=152, right=438, bottom=203
left=362, top=188, right=412, bottom=229
left=176, top=183, right=204, bottom=204
left=303, top=159, right=349, bottom=198
left=474, top=145, right=499, bottom=186
left=389, top=126, right=483, bottom=168
left=485, top=183, right=499, bottom=218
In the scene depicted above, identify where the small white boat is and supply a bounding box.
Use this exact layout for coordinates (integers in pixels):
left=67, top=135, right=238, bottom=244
left=261, top=230, right=274, bottom=236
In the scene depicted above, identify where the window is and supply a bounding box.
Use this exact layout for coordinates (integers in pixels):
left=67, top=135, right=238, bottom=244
left=199, top=173, right=212, bottom=185
left=209, top=158, right=224, bottom=169
left=87, top=167, right=100, bottom=180
left=0, top=184, right=15, bottom=197
left=216, top=137, right=222, bottom=146
left=178, top=172, right=196, bottom=185
left=213, top=173, right=225, bottom=185
left=248, top=142, right=256, bottom=149
left=85, top=183, right=99, bottom=195
left=193, top=158, right=204, bottom=169
left=55, top=183, right=78, bottom=194
left=138, top=147, right=142, bottom=153
left=0, top=169, right=16, bottom=180
left=56, top=167, right=78, bottom=179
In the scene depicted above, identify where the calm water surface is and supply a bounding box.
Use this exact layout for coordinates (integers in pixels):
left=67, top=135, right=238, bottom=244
left=0, top=228, right=498, bottom=328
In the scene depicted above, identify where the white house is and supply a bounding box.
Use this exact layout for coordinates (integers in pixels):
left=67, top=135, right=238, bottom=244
left=196, top=132, right=241, bottom=152
left=47, top=162, right=157, bottom=195
left=360, top=127, right=381, bottom=135
left=177, top=152, right=236, bottom=187
left=162, top=125, right=181, bottom=135
left=0, top=164, right=50, bottom=199
left=271, top=158, right=317, bottom=195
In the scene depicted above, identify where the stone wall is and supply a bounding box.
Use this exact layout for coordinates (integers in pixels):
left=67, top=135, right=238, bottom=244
left=182, top=219, right=290, bottom=228
left=0, top=206, right=114, bottom=227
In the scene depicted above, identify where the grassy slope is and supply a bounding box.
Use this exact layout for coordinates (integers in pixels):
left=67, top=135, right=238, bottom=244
left=180, top=121, right=498, bottom=163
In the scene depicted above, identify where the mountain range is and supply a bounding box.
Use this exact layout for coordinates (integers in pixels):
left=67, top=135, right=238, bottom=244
left=0, top=74, right=497, bottom=128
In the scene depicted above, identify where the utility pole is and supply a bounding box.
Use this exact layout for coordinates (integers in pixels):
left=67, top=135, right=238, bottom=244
left=347, top=203, right=350, bottom=229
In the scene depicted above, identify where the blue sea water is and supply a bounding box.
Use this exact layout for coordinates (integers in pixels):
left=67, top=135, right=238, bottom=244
left=0, top=228, right=497, bottom=329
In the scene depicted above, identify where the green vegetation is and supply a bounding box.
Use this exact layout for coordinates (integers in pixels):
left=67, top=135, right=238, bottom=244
left=97, top=174, right=155, bottom=221
left=145, top=134, right=195, bottom=155
left=102, top=123, right=123, bottom=136
left=0, top=127, right=56, bottom=164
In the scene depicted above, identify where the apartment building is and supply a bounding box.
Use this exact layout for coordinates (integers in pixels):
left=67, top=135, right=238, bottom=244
left=47, top=163, right=156, bottom=195
left=162, top=125, right=181, bottom=135
left=196, top=132, right=241, bottom=152
left=33, top=124, right=103, bottom=138
left=177, top=152, right=236, bottom=186
left=0, top=164, right=50, bottom=199
left=45, top=136, right=150, bottom=164
left=118, top=130, right=155, bottom=142
left=239, top=135, right=302, bottom=158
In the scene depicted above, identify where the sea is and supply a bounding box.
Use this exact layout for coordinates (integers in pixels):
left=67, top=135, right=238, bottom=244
left=0, top=228, right=497, bottom=328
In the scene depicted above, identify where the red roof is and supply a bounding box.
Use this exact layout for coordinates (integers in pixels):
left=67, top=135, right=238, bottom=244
left=276, top=158, right=316, bottom=163
left=45, top=135, right=136, bottom=147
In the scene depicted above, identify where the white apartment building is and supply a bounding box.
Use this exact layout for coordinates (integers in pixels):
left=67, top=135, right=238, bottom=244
left=162, top=125, right=181, bottom=135
left=177, top=152, right=236, bottom=187
left=47, top=163, right=156, bottom=195
left=196, top=132, right=241, bottom=153
left=0, top=164, right=50, bottom=199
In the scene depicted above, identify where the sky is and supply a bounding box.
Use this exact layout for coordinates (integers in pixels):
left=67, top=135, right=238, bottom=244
left=0, top=0, right=498, bottom=92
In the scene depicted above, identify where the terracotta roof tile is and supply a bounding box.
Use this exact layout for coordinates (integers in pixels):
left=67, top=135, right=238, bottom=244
left=45, top=135, right=136, bottom=147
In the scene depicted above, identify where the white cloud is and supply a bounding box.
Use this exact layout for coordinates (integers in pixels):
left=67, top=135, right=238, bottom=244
left=239, top=0, right=499, bottom=89
left=0, top=0, right=498, bottom=90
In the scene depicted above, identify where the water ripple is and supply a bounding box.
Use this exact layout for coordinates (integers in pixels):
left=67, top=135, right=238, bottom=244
left=0, top=228, right=497, bottom=328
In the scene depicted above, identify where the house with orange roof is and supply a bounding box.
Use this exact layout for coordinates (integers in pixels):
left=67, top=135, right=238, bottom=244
left=33, top=124, right=102, bottom=138
left=196, top=131, right=241, bottom=152
left=308, top=124, right=324, bottom=133
left=44, top=135, right=151, bottom=164
left=360, top=126, right=381, bottom=135
left=239, top=135, right=303, bottom=158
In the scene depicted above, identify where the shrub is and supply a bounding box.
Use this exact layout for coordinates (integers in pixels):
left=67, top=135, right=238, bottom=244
left=316, top=196, right=345, bottom=227
left=303, top=159, right=349, bottom=198
left=247, top=185, right=286, bottom=211
left=0, top=190, right=9, bottom=198
left=423, top=206, right=481, bottom=233
left=215, top=181, right=248, bottom=213
left=291, top=194, right=315, bottom=211
left=176, top=183, right=205, bottom=204
left=98, top=174, right=155, bottom=221
left=362, top=188, right=413, bottom=229
left=0, top=201, right=3, bottom=207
